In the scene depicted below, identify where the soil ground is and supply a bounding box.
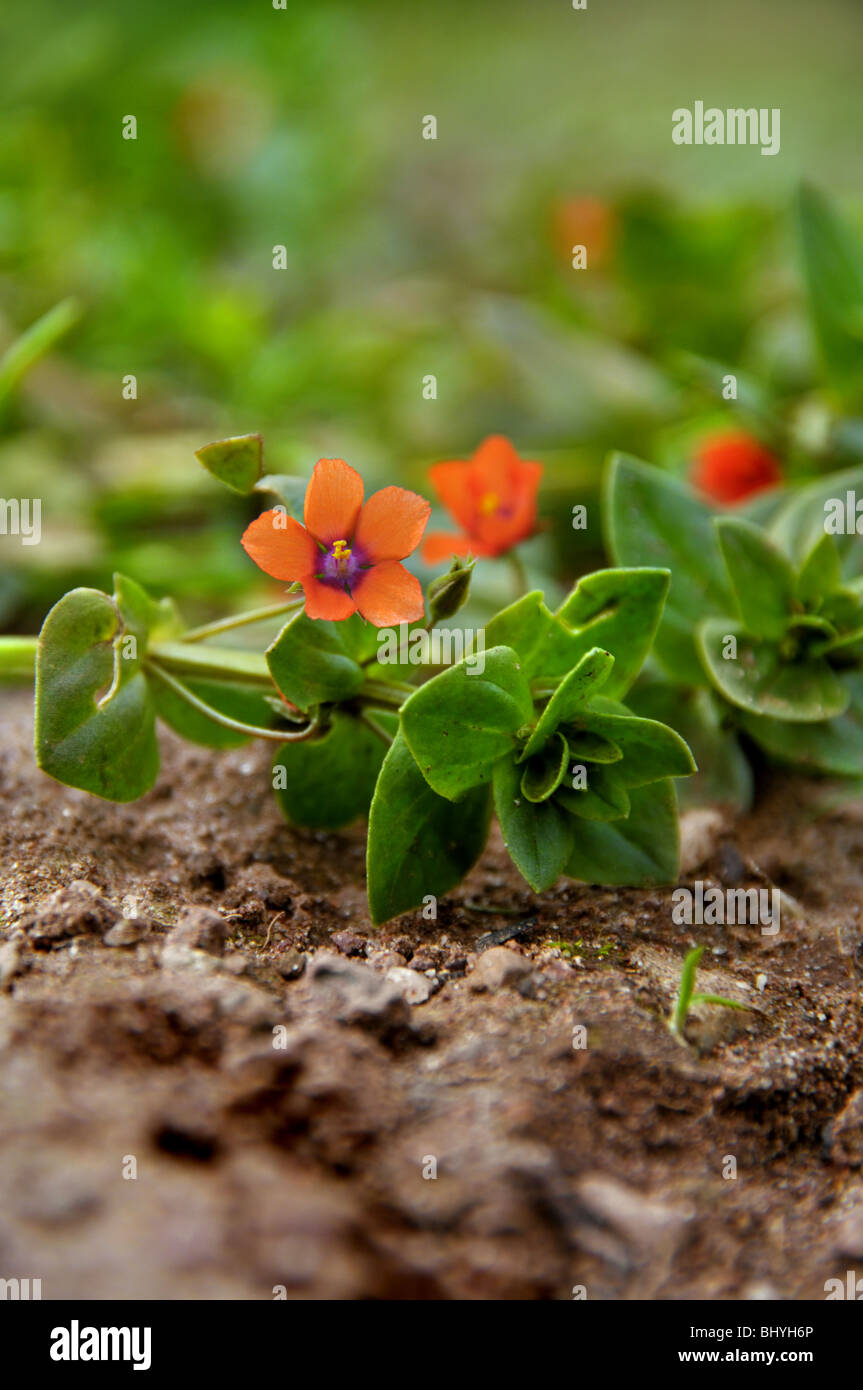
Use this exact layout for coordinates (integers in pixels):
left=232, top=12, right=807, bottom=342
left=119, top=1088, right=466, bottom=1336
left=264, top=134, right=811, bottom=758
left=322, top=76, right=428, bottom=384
left=1, top=688, right=863, bottom=1301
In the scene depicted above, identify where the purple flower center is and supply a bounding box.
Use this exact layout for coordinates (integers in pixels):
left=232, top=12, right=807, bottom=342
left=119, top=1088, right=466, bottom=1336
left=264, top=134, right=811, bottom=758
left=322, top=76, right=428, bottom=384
left=318, top=539, right=366, bottom=591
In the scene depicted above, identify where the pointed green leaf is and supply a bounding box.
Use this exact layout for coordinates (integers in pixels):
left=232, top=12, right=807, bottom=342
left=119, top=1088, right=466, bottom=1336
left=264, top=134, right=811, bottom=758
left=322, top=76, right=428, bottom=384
left=571, top=697, right=697, bottom=786
left=796, top=184, right=863, bottom=389
left=367, top=731, right=492, bottom=924
left=716, top=517, right=796, bottom=641
left=796, top=532, right=842, bottom=606
left=493, top=755, right=574, bottom=893
left=564, top=780, right=680, bottom=886
left=520, top=647, right=614, bottom=760
left=400, top=646, right=533, bottom=800
left=769, top=465, right=863, bottom=577
left=603, top=454, right=733, bottom=685
left=195, top=434, right=263, bottom=494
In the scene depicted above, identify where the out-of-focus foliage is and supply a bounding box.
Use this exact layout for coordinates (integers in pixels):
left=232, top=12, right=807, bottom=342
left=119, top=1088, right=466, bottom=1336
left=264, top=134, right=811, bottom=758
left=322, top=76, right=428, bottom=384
left=2, top=0, right=863, bottom=632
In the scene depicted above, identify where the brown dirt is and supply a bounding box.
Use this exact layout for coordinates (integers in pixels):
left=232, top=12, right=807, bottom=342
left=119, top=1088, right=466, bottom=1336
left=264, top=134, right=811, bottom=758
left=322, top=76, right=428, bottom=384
left=1, top=688, right=863, bottom=1300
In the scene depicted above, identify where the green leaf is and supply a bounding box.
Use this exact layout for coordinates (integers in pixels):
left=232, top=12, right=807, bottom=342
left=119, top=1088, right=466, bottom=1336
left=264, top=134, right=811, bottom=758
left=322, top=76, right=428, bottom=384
left=195, top=434, right=263, bottom=494
left=564, top=729, right=623, bottom=764
left=626, top=679, right=752, bottom=812
left=520, top=732, right=569, bottom=803
left=272, top=713, right=388, bottom=829
left=715, top=517, right=796, bottom=641
left=564, top=780, right=680, bottom=886
left=35, top=584, right=159, bottom=801
left=769, top=465, right=863, bottom=577
left=796, top=184, right=863, bottom=390
left=670, top=945, right=704, bottom=1037
left=737, top=675, right=863, bottom=775
left=493, top=755, right=574, bottom=893
left=483, top=591, right=577, bottom=682
left=603, top=454, right=733, bottom=684
left=697, top=617, right=850, bottom=722
left=152, top=678, right=276, bottom=750
left=555, top=567, right=670, bottom=698
left=254, top=473, right=307, bottom=515
left=0, top=298, right=79, bottom=409
left=557, top=763, right=631, bottom=821
left=796, top=532, right=842, bottom=607
left=519, top=647, right=614, bottom=760
left=367, top=731, right=492, bottom=924
left=266, top=611, right=365, bottom=711
left=571, top=697, right=697, bottom=786
left=400, top=646, right=533, bottom=800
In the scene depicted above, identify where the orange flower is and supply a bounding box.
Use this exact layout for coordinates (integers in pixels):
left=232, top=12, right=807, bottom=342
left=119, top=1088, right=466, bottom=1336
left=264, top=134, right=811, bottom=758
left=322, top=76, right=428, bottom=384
left=241, top=458, right=430, bottom=626
left=691, top=432, right=783, bottom=506
left=422, top=435, right=543, bottom=563
left=551, top=195, right=616, bottom=271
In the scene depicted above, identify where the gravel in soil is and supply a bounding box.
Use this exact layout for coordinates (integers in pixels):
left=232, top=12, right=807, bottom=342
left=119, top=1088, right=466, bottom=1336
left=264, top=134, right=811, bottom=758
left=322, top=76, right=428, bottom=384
left=2, top=690, right=863, bottom=1299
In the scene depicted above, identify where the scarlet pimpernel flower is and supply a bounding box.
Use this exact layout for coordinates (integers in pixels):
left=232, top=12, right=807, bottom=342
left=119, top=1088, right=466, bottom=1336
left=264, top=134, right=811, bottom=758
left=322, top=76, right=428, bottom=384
left=422, top=435, right=543, bottom=563
left=690, top=431, right=782, bottom=506
left=241, top=458, right=430, bottom=626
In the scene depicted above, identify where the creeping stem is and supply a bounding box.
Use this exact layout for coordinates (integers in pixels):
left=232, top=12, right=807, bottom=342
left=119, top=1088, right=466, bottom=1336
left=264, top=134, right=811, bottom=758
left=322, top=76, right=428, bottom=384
left=145, top=659, right=320, bottom=743
left=0, top=635, right=38, bottom=682
left=181, top=597, right=303, bottom=643
left=361, top=678, right=416, bottom=704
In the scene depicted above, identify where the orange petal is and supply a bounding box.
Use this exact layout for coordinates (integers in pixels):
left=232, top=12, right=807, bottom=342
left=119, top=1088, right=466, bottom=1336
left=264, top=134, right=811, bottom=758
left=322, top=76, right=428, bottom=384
left=352, top=561, right=425, bottom=627
left=428, top=460, right=476, bottom=532
left=301, top=575, right=357, bottom=622
left=304, top=458, right=364, bottom=547
left=474, top=458, right=542, bottom=553
left=469, top=434, right=532, bottom=497
left=354, top=486, right=431, bottom=563
left=421, top=532, right=481, bottom=564
left=241, top=511, right=318, bottom=581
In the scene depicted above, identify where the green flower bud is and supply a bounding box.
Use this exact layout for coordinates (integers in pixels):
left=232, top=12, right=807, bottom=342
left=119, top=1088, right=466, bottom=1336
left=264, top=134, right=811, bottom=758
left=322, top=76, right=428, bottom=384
left=427, top=556, right=476, bottom=623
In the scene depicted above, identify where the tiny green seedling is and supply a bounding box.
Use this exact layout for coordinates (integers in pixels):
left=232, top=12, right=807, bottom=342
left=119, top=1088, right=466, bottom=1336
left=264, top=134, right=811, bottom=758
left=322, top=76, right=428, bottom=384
left=668, top=945, right=751, bottom=1044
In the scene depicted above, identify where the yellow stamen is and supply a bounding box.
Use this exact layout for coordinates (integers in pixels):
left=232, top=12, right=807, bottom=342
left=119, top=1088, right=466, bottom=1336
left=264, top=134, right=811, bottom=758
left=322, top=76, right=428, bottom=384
left=479, top=492, right=499, bottom=516
left=331, top=539, right=352, bottom=561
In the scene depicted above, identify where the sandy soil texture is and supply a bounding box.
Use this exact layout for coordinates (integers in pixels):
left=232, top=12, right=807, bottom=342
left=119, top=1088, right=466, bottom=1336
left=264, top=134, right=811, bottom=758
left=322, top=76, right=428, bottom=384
left=2, top=690, right=862, bottom=1300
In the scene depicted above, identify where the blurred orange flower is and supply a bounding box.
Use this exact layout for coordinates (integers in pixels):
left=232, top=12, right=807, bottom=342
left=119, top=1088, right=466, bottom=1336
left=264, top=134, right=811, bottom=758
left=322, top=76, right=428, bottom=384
left=422, top=436, right=543, bottom=563
left=242, top=458, right=430, bottom=626
left=691, top=432, right=782, bottom=506
left=552, top=195, right=617, bottom=271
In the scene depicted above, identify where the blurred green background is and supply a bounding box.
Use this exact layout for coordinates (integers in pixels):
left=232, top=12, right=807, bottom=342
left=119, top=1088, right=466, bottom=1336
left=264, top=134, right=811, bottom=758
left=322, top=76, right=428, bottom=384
left=2, top=0, right=863, bottom=629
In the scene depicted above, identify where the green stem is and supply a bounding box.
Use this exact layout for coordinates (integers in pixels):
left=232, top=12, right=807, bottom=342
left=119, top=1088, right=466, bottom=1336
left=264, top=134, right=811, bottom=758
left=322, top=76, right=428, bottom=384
left=361, top=678, right=416, bottom=704
left=357, top=710, right=395, bottom=746
left=182, top=598, right=303, bottom=643
left=507, top=548, right=530, bottom=598
left=149, top=640, right=274, bottom=686
left=0, top=635, right=38, bottom=682
left=146, top=660, right=320, bottom=743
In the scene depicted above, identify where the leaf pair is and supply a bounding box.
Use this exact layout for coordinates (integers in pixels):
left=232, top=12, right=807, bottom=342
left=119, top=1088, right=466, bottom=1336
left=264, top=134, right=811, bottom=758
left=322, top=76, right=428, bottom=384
left=606, top=453, right=863, bottom=784
left=366, top=575, right=696, bottom=922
